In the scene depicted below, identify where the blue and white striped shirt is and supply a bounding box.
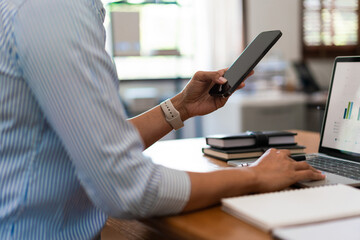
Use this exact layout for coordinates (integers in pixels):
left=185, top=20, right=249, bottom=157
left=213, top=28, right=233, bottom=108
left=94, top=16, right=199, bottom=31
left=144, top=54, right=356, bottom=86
left=0, top=0, right=191, bottom=239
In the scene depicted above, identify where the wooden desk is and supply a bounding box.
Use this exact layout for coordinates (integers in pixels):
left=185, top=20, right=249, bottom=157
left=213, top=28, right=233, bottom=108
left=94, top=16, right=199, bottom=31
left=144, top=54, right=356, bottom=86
left=101, top=130, right=320, bottom=240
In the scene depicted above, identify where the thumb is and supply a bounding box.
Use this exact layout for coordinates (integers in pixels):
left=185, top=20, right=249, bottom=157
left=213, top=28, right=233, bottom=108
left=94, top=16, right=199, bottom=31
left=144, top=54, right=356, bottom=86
left=215, top=77, right=227, bottom=85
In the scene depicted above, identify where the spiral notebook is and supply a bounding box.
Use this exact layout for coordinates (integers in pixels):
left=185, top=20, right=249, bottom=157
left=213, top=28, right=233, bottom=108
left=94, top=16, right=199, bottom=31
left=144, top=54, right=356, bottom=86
left=221, top=184, right=360, bottom=232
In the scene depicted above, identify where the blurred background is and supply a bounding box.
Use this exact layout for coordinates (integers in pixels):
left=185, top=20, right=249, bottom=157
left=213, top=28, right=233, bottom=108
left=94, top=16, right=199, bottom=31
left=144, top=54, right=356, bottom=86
left=101, top=0, right=360, bottom=140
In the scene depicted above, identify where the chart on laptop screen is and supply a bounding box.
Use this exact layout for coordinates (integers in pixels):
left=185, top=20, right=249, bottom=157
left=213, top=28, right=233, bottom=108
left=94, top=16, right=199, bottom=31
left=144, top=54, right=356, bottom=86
left=322, top=62, right=360, bottom=154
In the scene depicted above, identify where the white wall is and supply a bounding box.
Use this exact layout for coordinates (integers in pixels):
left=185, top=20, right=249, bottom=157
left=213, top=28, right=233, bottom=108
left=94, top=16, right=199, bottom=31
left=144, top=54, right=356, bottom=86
left=245, top=0, right=301, bottom=62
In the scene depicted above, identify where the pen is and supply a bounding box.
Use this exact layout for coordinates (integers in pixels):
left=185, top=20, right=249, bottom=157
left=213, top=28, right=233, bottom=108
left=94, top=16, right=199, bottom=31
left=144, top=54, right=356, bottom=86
left=228, top=155, right=316, bottom=168
left=290, top=155, right=315, bottom=161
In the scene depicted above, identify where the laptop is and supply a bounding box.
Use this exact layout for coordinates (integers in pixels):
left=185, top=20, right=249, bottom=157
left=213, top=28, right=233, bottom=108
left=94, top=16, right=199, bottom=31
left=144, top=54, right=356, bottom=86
left=299, top=56, right=360, bottom=187
left=230, top=56, right=360, bottom=187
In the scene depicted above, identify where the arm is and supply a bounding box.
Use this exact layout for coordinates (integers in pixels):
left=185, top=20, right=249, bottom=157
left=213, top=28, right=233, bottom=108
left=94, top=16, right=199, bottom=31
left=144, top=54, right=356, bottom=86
left=129, top=71, right=325, bottom=211
left=130, top=70, right=247, bottom=149
left=16, top=0, right=191, bottom=218
left=183, top=148, right=325, bottom=212
left=128, top=94, right=183, bottom=150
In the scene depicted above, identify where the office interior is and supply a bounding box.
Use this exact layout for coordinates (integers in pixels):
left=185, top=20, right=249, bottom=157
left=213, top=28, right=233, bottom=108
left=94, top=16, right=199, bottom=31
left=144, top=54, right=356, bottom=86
left=103, top=0, right=357, bottom=139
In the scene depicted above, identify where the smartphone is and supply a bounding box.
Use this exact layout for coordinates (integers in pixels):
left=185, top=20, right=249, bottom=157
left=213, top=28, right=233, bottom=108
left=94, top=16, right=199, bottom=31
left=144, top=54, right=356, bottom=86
left=209, top=30, right=282, bottom=97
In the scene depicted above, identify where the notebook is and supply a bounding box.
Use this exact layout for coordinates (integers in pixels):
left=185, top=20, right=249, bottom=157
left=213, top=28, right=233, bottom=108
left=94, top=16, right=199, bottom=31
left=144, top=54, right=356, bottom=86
left=297, top=57, right=360, bottom=187
left=272, top=216, right=360, bottom=240
left=221, top=184, right=360, bottom=232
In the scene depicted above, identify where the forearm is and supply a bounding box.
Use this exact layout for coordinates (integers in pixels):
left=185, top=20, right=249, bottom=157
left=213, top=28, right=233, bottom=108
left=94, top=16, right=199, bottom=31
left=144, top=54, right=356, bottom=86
left=182, top=149, right=326, bottom=212
left=182, top=168, right=259, bottom=212
left=129, top=93, right=190, bottom=149
left=129, top=69, right=236, bottom=149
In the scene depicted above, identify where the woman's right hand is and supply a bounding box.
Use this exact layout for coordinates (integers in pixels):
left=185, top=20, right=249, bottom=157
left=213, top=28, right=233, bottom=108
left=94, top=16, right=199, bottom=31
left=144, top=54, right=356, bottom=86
left=250, top=148, right=325, bottom=193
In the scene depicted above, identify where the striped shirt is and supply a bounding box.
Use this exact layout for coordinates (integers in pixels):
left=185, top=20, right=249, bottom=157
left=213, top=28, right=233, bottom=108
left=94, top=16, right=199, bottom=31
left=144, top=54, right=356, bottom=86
left=0, top=0, right=191, bottom=239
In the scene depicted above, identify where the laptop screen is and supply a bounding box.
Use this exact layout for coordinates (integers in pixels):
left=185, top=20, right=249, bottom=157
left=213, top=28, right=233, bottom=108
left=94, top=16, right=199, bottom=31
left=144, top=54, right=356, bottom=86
left=320, top=57, right=360, bottom=161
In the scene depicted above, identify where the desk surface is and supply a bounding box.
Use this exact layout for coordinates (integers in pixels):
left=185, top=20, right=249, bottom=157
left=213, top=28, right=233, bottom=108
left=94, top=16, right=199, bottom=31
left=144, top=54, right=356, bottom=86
left=101, top=130, right=320, bottom=240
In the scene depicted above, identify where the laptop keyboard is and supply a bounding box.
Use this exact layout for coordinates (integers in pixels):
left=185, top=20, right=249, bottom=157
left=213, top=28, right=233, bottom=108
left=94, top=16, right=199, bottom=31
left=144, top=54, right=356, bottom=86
left=307, top=156, right=360, bottom=180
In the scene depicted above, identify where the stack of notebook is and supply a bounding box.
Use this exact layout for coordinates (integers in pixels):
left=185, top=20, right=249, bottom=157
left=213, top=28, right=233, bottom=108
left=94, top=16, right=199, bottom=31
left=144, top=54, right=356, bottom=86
left=202, top=131, right=305, bottom=161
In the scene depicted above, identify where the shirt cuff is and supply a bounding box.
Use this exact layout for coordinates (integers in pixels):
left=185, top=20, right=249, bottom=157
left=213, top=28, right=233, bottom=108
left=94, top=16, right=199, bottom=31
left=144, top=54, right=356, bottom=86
left=148, top=166, right=191, bottom=216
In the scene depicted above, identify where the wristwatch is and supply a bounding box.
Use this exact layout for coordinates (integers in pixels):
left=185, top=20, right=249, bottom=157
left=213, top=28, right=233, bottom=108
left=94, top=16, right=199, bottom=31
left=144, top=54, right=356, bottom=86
left=160, top=99, right=184, bottom=130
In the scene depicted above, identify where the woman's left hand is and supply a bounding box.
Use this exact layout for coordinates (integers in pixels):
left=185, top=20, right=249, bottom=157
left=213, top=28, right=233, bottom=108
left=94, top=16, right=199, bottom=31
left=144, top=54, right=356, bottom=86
left=172, top=68, right=254, bottom=121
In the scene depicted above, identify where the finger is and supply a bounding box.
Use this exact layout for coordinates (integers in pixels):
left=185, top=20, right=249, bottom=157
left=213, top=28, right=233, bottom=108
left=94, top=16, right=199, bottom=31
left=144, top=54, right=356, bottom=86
left=295, top=170, right=326, bottom=182
left=235, top=71, right=254, bottom=89
left=293, top=161, right=317, bottom=171
left=292, top=161, right=322, bottom=174
left=195, top=70, right=221, bottom=83
left=214, top=76, right=227, bottom=85
left=217, top=68, right=228, bottom=77
left=235, top=82, right=246, bottom=90
left=214, top=69, right=254, bottom=88
left=209, top=71, right=228, bottom=85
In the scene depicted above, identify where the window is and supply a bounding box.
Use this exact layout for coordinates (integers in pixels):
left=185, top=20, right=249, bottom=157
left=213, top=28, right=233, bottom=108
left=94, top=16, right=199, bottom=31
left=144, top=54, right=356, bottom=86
left=102, top=0, right=244, bottom=80
left=302, top=0, right=360, bottom=58
left=104, top=1, right=197, bottom=80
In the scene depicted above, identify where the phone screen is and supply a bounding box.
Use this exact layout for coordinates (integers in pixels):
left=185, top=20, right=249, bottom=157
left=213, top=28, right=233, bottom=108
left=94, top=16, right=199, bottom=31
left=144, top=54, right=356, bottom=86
left=209, top=30, right=282, bottom=97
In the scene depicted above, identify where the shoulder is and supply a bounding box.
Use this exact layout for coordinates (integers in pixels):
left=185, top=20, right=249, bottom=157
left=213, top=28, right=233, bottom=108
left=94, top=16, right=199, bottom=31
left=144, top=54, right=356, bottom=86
left=14, top=0, right=106, bottom=58
left=15, top=0, right=105, bottom=32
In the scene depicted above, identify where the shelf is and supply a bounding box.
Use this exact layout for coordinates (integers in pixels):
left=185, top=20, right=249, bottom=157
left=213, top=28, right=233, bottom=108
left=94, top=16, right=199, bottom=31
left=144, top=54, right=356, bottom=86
left=108, top=1, right=179, bottom=5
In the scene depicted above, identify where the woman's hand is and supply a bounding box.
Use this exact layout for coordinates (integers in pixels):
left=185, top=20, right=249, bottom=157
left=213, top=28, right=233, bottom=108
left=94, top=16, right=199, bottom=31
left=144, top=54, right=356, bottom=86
left=250, top=149, right=325, bottom=193
left=171, top=68, right=254, bottom=121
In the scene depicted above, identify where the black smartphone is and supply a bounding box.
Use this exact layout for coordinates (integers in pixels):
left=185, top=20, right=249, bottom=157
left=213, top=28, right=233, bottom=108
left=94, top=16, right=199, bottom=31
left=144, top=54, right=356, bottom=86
left=209, top=30, right=282, bottom=97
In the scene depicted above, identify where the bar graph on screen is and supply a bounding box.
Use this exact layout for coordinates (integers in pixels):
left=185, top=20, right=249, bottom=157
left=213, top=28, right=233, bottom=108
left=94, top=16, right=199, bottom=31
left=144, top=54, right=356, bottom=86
left=343, top=101, right=354, bottom=120
left=342, top=101, right=360, bottom=120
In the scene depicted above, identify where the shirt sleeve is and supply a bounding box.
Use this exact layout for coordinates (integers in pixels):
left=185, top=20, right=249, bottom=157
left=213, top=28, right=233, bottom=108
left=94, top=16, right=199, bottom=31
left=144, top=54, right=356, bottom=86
left=14, top=0, right=190, bottom=218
